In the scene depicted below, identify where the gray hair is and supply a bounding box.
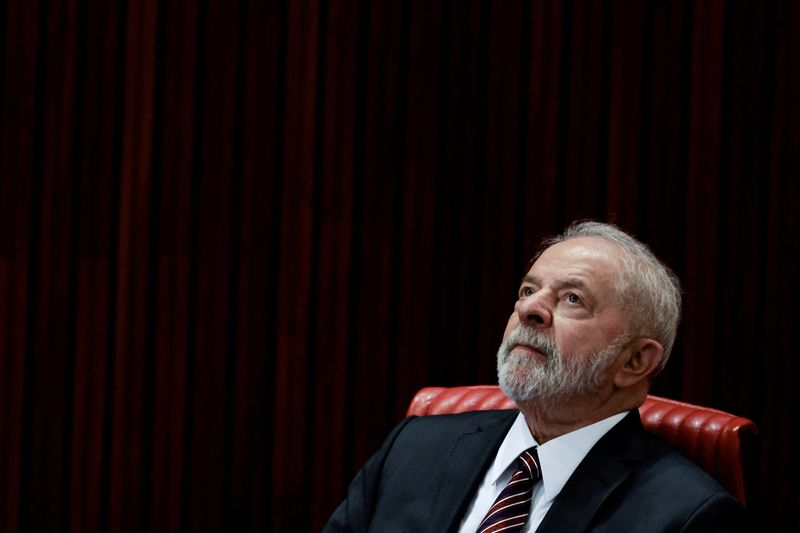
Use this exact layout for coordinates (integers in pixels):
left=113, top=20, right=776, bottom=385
left=535, top=220, right=682, bottom=374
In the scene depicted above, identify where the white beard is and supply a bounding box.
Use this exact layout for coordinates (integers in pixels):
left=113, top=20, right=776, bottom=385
left=497, top=325, right=626, bottom=407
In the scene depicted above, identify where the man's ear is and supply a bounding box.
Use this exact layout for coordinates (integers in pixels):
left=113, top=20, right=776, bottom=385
left=613, top=338, right=664, bottom=389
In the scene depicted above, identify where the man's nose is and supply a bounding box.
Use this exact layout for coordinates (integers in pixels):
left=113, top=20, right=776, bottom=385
left=517, top=291, right=553, bottom=328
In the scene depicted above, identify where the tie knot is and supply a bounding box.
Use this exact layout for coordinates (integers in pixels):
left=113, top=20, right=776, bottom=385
left=516, top=447, right=540, bottom=481
left=476, top=446, right=541, bottom=533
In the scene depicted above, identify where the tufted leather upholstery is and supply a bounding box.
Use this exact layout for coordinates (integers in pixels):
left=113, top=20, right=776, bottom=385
left=406, top=385, right=757, bottom=505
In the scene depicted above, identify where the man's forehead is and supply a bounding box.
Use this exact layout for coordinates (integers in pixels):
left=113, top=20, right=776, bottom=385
left=547, top=235, right=622, bottom=256
left=525, top=238, right=625, bottom=292
left=532, top=238, right=622, bottom=270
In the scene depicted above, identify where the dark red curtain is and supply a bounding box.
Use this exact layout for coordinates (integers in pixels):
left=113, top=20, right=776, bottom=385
left=1, top=1, right=798, bottom=531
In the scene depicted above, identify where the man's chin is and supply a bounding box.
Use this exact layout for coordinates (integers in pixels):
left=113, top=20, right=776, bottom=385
left=497, top=361, right=570, bottom=405
left=499, top=370, right=545, bottom=403
left=500, top=382, right=554, bottom=405
left=497, top=351, right=558, bottom=403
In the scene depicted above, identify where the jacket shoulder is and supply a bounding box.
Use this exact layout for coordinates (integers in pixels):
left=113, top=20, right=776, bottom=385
left=587, top=416, right=747, bottom=531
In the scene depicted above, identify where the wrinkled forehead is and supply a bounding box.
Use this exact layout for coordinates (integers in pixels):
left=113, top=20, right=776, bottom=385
left=530, top=237, right=629, bottom=300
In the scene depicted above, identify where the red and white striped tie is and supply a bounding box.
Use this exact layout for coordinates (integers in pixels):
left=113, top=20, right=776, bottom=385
left=476, top=447, right=540, bottom=533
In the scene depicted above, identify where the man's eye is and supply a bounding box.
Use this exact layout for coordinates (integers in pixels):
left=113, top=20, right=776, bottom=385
left=566, top=293, right=581, bottom=304
left=519, top=287, right=534, bottom=298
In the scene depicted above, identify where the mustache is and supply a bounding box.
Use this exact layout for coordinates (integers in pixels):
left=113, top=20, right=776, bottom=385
left=503, top=325, right=558, bottom=360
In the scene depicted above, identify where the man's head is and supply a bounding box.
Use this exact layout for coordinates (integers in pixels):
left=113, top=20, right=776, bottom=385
left=497, top=221, right=682, bottom=409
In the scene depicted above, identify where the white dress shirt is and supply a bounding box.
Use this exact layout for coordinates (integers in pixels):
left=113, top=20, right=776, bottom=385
left=457, top=410, right=628, bottom=533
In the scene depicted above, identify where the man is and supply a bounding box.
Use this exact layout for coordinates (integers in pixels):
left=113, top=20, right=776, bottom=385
left=325, top=221, right=746, bottom=532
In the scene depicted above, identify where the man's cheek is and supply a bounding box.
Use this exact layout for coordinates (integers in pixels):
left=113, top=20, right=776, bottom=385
left=502, top=314, right=519, bottom=340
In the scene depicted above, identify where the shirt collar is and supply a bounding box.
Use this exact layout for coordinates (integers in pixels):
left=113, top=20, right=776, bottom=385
left=491, top=410, right=628, bottom=503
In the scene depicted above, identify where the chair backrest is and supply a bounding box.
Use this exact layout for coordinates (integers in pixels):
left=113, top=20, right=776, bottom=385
left=406, top=385, right=757, bottom=505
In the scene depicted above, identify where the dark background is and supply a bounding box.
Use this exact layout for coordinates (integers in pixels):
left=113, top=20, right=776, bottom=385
left=1, top=0, right=798, bottom=531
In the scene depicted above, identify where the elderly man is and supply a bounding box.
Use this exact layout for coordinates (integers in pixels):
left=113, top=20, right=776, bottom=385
left=325, top=221, right=746, bottom=532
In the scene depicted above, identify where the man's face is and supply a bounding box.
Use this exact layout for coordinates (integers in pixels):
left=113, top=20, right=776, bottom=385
left=497, top=237, right=631, bottom=405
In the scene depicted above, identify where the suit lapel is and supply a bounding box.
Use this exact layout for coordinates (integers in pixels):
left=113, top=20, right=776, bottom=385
left=536, top=410, right=647, bottom=533
left=428, top=410, right=518, bottom=532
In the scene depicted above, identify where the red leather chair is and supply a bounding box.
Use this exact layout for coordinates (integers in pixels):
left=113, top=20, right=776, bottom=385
left=407, top=385, right=757, bottom=505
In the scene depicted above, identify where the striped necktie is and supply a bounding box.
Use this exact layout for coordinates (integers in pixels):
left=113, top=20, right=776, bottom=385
left=476, top=447, right=541, bottom=533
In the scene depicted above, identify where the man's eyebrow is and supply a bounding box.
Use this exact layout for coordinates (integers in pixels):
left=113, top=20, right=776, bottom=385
left=520, top=275, right=591, bottom=292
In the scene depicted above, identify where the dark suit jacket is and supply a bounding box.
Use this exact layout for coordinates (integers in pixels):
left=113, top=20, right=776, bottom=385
left=325, top=409, right=748, bottom=532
